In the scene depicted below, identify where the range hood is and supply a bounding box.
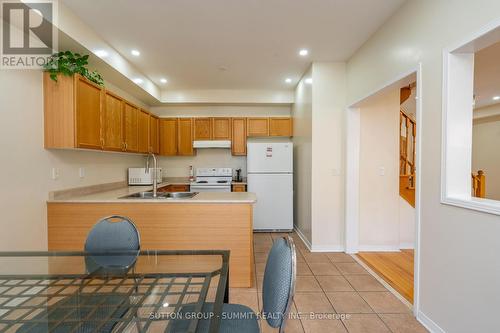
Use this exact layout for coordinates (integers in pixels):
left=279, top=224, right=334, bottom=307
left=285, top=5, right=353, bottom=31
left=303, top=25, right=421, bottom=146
left=193, top=140, right=231, bottom=149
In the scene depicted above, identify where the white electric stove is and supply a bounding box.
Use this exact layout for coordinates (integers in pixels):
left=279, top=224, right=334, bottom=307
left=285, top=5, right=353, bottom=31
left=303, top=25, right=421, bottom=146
left=190, top=168, right=233, bottom=192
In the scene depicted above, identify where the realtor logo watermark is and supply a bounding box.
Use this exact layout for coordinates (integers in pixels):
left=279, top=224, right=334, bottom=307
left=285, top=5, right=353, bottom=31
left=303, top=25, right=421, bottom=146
left=1, top=0, right=58, bottom=69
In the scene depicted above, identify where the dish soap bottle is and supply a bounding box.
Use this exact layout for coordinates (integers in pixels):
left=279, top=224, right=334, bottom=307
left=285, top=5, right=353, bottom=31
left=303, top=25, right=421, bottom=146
left=189, top=165, right=194, bottom=182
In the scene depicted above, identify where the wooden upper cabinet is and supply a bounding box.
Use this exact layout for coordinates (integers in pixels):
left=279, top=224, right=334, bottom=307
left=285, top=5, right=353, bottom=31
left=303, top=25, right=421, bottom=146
left=178, top=118, right=194, bottom=156
left=212, top=118, right=232, bottom=140
left=75, top=76, right=103, bottom=149
left=137, top=109, right=150, bottom=153
left=149, top=115, right=159, bottom=154
left=269, top=117, right=293, bottom=137
left=232, top=118, right=247, bottom=156
left=102, top=91, right=123, bottom=151
left=247, top=118, right=269, bottom=137
left=159, top=118, right=178, bottom=156
left=123, top=102, right=139, bottom=152
left=194, top=118, right=212, bottom=140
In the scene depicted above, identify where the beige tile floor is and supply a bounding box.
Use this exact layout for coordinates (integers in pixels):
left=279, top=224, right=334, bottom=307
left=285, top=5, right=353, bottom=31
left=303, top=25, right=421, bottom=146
left=228, top=232, right=428, bottom=333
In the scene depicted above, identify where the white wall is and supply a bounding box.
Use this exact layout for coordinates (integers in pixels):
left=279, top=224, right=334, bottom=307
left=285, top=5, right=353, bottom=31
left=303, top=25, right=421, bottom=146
left=358, top=88, right=400, bottom=250
left=0, top=71, right=145, bottom=251
left=311, top=63, right=346, bottom=250
left=347, top=0, right=500, bottom=331
left=472, top=117, right=500, bottom=200
left=150, top=105, right=291, bottom=178
left=399, top=197, right=416, bottom=249
left=292, top=68, right=313, bottom=243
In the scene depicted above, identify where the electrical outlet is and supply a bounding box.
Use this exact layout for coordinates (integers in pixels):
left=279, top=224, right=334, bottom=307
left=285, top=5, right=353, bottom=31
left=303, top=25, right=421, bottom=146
left=79, top=167, right=85, bottom=179
left=51, top=168, right=59, bottom=180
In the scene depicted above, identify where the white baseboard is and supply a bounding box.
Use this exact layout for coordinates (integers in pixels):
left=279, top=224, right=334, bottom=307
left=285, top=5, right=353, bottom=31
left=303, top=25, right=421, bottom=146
left=293, top=226, right=345, bottom=252
left=311, top=244, right=345, bottom=252
left=293, top=226, right=312, bottom=251
left=417, top=310, right=446, bottom=333
left=399, top=242, right=415, bottom=249
left=358, top=245, right=401, bottom=252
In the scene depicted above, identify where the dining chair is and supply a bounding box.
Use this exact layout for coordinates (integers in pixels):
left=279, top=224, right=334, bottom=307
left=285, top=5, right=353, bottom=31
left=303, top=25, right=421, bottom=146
left=171, top=236, right=297, bottom=333
left=84, top=215, right=141, bottom=275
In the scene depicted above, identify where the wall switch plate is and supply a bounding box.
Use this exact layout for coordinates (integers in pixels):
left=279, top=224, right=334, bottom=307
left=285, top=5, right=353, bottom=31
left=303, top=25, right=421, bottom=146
left=79, top=167, right=85, bottom=178
left=51, top=168, right=59, bottom=180
left=331, top=168, right=341, bottom=176
left=379, top=167, right=385, bottom=176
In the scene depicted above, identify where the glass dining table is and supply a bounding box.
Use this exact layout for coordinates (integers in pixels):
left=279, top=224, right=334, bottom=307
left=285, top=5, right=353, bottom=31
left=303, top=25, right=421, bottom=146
left=0, top=250, right=229, bottom=333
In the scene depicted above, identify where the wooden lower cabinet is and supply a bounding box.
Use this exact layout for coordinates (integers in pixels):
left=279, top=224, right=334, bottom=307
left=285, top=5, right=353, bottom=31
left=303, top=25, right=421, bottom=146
left=47, top=202, right=254, bottom=287
left=158, top=184, right=190, bottom=192
left=232, top=184, right=246, bottom=192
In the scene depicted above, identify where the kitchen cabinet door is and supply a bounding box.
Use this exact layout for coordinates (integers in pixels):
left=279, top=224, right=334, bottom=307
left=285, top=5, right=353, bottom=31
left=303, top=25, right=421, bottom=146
left=75, top=76, right=103, bottom=149
left=138, top=109, right=150, bottom=153
left=102, top=91, right=123, bottom=151
left=149, top=115, right=159, bottom=154
left=159, top=118, right=178, bottom=156
left=231, top=118, right=247, bottom=156
left=212, top=117, right=232, bottom=140
left=194, top=118, right=212, bottom=140
left=247, top=118, right=269, bottom=137
left=123, top=102, right=139, bottom=152
left=269, top=117, right=293, bottom=137
left=178, top=118, right=194, bottom=156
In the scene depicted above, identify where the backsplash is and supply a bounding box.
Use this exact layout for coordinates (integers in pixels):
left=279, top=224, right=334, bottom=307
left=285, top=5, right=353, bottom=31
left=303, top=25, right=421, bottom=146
left=158, top=149, right=246, bottom=178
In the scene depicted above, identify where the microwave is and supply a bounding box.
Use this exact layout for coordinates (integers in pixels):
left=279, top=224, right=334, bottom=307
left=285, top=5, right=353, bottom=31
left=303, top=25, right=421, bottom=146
left=128, top=168, right=162, bottom=185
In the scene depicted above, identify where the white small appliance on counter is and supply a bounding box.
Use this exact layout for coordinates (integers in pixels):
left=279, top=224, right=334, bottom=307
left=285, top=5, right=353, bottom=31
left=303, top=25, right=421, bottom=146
left=247, top=142, right=293, bottom=231
left=128, top=168, right=162, bottom=185
left=190, top=168, right=233, bottom=192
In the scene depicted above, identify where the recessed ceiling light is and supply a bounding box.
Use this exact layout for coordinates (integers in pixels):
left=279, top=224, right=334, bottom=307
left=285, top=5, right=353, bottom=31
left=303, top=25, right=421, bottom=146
left=133, top=78, right=143, bottom=84
left=160, top=78, right=168, bottom=84
left=285, top=78, right=292, bottom=83
left=493, top=96, right=500, bottom=101
left=305, top=78, right=313, bottom=84
left=131, top=49, right=141, bottom=56
left=299, top=49, right=309, bottom=56
left=94, top=49, right=108, bottom=58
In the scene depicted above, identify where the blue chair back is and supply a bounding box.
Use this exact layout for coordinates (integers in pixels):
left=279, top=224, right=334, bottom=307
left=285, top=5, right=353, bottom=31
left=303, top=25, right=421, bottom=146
left=85, top=215, right=140, bottom=253
left=262, top=236, right=296, bottom=331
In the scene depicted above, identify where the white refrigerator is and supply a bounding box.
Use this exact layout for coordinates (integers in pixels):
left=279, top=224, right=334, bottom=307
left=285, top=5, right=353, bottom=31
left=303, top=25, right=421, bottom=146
left=247, top=142, right=293, bottom=231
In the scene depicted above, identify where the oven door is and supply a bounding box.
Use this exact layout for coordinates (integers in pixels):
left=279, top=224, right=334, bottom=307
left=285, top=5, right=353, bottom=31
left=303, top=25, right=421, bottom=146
left=190, top=185, right=231, bottom=192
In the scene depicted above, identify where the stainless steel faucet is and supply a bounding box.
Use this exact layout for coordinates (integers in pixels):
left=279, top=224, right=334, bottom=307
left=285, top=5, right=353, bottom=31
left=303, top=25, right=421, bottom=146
left=145, top=153, right=158, bottom=198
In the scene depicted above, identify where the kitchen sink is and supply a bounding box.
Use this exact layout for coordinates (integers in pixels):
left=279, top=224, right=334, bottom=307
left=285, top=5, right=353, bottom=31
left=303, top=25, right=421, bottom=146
left=120, top=191, right=198, bottom=199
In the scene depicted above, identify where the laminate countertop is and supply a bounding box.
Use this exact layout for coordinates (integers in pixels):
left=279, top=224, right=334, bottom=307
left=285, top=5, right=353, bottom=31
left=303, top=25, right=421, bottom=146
left=48, top=179, right=256, bottom=204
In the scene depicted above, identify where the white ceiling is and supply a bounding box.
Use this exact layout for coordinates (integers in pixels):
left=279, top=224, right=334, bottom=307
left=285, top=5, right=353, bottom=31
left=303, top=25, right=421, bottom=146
left=475, top=41, right=500, bottom=109
left=61, top=0, right=405, bottom=91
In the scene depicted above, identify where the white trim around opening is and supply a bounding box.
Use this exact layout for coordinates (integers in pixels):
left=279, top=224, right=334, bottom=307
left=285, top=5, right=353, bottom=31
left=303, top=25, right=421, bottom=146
left=344, top=64, right=423, bottom=318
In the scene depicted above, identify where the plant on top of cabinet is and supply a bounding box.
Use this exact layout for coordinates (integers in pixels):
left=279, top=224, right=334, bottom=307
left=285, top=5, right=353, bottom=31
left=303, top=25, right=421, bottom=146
left=43, top=51, right=104, bottom=86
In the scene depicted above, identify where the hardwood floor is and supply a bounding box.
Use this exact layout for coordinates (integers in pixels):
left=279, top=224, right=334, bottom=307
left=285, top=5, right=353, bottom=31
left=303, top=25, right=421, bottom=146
left=356, top=250, right=414, bottom=303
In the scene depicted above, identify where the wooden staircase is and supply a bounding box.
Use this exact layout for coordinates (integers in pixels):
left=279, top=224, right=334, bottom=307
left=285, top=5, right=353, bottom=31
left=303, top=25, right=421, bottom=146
left=400, top=85, right=416, bottom=207
left=472, top=170, right=486, bottom=198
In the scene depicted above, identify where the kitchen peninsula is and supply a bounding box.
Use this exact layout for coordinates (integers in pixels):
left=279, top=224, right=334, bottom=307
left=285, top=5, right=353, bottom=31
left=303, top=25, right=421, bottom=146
left=47, top=181, right=256, bottom=287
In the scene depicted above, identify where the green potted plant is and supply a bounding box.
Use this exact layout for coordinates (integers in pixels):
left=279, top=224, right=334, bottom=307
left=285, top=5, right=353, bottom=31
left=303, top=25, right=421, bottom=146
left=43, top=51, right=104, bottom=86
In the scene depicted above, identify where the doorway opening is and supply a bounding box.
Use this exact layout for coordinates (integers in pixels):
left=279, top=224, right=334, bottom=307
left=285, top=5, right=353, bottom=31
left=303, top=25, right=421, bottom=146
left=345, top=68, right=421, bottom=310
